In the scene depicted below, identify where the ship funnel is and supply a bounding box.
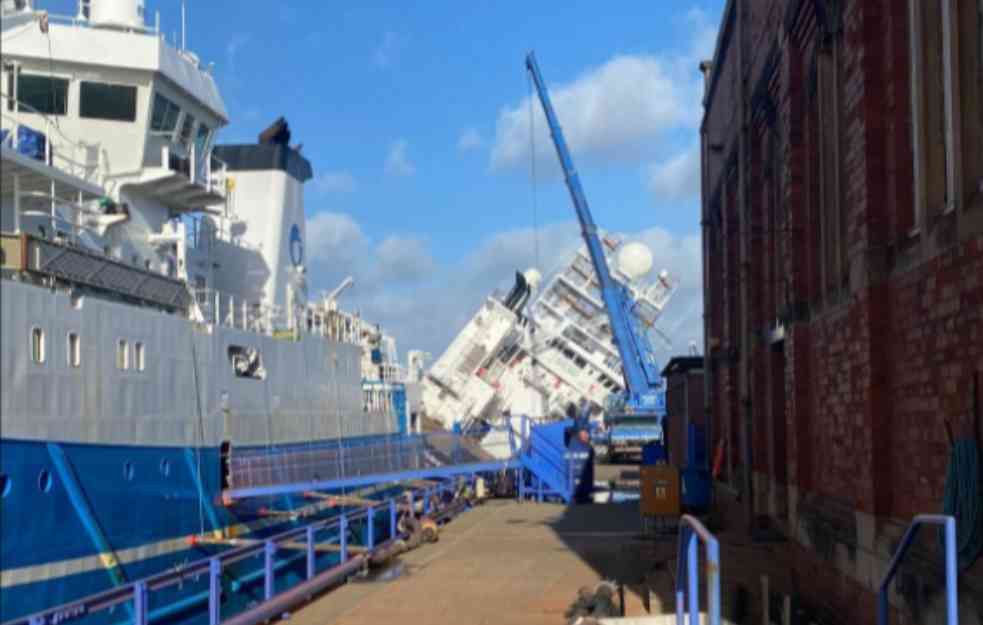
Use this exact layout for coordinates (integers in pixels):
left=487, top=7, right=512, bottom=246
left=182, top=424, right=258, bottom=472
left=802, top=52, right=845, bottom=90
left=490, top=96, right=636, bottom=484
left=88, top=0, right=146, bottom=30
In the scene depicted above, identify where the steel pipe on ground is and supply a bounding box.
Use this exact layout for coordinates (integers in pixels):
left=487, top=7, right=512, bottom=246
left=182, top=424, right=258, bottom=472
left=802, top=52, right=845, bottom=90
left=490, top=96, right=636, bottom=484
left=221, top=494, right=473, bottom=625
left=220, top=538, right=397, bottom=625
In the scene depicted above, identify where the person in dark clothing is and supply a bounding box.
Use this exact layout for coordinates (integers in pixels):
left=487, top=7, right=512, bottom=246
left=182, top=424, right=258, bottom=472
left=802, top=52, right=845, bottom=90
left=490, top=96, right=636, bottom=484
left=565, top=401, right=595, bottom=504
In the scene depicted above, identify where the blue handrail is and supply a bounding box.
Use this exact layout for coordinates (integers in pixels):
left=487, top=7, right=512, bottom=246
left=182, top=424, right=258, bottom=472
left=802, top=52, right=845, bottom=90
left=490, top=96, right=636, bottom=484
left=877, top=514, right=958, bottom=625
left=10, top=480, right=462, bottom=625
left=675, top=514, right=721, bottom=625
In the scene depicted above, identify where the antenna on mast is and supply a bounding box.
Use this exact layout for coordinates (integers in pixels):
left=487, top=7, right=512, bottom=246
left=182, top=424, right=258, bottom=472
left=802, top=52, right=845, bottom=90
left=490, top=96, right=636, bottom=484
left=181, top=1, right=186, bottom=50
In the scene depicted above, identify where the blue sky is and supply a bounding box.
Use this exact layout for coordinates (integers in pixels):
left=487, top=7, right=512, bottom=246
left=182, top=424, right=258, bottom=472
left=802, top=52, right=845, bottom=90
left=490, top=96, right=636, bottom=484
left=51, top=0, right=724, bottom=360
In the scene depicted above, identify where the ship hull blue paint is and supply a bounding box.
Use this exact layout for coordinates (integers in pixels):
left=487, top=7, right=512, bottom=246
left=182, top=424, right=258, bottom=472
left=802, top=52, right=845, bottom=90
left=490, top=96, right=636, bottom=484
left=0, top=435, right=399, bottom=624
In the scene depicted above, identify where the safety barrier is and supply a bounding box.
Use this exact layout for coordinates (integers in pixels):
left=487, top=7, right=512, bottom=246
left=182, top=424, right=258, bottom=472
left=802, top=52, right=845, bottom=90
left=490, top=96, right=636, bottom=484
left=222, top=432, right=516, bottom=500
left=878, top=514, right=958, bottom=625
left=675, top=514, right=721, bottom=625
left=8, top=480, right=466, bottom=625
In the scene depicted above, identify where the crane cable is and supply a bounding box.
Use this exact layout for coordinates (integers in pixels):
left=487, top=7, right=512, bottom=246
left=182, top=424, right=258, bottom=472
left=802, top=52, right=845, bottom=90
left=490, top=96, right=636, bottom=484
left=527, top=70, right=541, bottom=274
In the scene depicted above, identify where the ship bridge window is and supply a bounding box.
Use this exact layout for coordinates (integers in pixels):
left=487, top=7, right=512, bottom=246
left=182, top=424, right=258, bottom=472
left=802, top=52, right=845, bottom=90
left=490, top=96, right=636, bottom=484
left=17, top=74, right=68, bottom=116
left=178, top=113, right=196, bottom=145
left=80, top=81, right=137, bottom=122
left=150, top=93, right=180, bottom=133
left=228, top=345, right=265, bottom=380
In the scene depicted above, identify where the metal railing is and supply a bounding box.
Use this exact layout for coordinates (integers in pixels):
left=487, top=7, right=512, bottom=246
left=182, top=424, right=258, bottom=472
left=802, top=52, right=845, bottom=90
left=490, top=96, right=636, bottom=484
left=675, top=514, right=721, bottom=625
left=1, top=109, right=102, bottom=186
left=193, top=288, right=283, bottom=335
left=225, top=433, right=495, bottom=497
left=190, top=288, right=363, bottom=346
left=159, top=143, right=228, bottom=198
left=877, top=514, right=958, bottom=625
left=6, top=481, right=460, bottom=625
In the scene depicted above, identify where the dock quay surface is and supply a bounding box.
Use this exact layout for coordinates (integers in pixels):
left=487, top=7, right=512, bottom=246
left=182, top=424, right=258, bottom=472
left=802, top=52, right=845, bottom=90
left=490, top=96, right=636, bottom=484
left=285, top=465, right=791, bottom=625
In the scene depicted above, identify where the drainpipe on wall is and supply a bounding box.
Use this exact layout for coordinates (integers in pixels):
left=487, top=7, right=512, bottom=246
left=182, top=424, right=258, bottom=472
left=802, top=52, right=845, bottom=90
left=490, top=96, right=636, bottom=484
left=698, top=58, right=714, bottom=510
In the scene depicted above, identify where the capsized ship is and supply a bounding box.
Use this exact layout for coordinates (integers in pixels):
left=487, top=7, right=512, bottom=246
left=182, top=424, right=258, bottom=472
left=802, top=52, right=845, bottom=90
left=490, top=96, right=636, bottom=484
left=420, top=233, right=676, bottom=456
left=0, top=1, right=418, bottom=620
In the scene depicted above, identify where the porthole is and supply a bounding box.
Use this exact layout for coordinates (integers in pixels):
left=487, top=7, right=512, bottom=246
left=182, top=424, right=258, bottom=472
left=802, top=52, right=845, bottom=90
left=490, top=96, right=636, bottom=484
left=38, top=469, right=52, bottom=493
left=31, top=327, right=45, bottom=364
left=116, top=339, right=129, bottom=370
left=67, top=332, right=81, bottom=368
left=159, top=458, right=171, bottom=477
left=0, top=473, right=10, bottom=498
left=123, top=461, right=134, bottom=481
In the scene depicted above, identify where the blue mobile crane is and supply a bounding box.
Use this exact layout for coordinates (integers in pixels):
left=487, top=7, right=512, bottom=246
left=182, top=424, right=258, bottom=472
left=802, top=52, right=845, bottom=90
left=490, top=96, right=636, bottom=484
left=526, top=51, right=667, bottom=460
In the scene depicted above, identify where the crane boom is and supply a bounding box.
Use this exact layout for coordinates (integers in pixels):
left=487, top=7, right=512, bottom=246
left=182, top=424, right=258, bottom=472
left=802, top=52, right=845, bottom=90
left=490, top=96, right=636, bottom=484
left=525, top=51, right=662, bottom=416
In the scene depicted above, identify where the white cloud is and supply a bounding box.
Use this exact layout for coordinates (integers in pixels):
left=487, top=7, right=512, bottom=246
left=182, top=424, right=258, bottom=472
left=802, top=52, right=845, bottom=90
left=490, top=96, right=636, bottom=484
left=384, top=140, right=416, bottom=176
left=490, top=55, right=698, bottom=173
left=374, top=236, right=436, bottom=284
left=305, top=211, right=367, bottom=266
left=304, top=212, right=435, bottom=295
left=646, top=144, right=701, bottom=200
left=315, top=170, right=357, bottom=194
left=489, top=11, right=717, bottom=176
left=304, top=211, right=704, bottom=366
left=457, top=128, right=483, bottom=152
left=225, top=34, right=250, bottom=74
left=373, top=31, right=404, bottom=68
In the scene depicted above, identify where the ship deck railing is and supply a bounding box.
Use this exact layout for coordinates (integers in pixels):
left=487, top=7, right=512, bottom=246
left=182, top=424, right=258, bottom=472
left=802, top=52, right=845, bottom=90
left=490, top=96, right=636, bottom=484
left=190, top=288, right=363, bottom=346
left=1, top=106, right=104, bottom=189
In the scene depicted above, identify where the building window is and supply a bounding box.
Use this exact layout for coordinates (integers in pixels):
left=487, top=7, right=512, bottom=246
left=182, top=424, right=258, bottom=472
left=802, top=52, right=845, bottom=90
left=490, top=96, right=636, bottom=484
left=17, top=74, right=68, bottom=116
left=909, top=0, right=955, bottom=226
left=31, top=327, right=45, bottom=363
left=67, top=332, right=80, bottom=368
left=816, top=38, right=846, bottom=300
left=955, top=0, right=983, bottom=211
left=135, top=342, right=145, bottom=371
left=178, top=113, right=196, bottom=146
left=79, top=81, right=137, bottom=121
left=117, top=339, right=129, bottom=370
left=150, top=93, right=180, bottom=132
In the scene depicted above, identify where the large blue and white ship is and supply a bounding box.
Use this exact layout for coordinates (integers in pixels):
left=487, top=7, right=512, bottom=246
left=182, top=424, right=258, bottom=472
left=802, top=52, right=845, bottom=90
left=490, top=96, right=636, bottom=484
left=0, top=1, right=423, bottom=620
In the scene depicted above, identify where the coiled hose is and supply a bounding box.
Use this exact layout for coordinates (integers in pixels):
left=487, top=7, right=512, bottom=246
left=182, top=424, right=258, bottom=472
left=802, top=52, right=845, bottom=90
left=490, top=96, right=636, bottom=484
left=940, top=438, right=982, bottom=571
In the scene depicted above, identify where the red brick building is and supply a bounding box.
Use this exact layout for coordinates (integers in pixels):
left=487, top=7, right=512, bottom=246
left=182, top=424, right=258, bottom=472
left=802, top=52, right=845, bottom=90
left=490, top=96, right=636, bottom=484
left=700, top=1, right=982, bottom=622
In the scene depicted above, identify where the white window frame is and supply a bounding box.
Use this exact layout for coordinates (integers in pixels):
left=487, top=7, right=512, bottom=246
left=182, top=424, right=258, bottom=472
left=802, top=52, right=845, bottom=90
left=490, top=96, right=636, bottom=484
left=67, top=332, right=80, bottom=368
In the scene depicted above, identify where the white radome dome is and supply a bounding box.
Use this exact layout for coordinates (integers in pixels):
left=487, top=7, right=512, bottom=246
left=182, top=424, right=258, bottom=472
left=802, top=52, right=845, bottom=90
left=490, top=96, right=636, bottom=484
left=617, top=242, right=653, bottom=279
left=524, top=268, right=543, bottom=291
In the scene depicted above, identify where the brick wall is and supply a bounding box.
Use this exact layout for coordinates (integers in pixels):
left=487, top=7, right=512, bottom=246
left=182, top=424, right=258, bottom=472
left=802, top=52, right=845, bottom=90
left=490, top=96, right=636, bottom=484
left=702, top=0, right=983, bottom=621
